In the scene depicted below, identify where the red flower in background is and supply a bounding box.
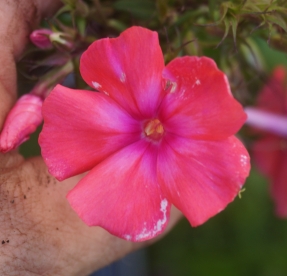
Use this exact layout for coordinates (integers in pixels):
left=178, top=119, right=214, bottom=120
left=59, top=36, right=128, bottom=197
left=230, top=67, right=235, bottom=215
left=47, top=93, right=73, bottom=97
left=39, top=27, right=250, bottom=241
left=246, top=66, right=287, bottom=217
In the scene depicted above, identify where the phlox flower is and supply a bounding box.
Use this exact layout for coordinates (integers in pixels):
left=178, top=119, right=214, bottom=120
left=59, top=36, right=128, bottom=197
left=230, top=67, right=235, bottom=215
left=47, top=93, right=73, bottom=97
left=39, top=26, right=250, bottom=241
left=246, top=66, right=287, bottom=217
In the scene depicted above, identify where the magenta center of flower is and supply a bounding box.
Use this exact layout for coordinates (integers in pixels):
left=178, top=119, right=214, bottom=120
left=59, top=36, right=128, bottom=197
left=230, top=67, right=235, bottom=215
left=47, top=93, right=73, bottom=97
left=144, top=119, right=164, bottom=141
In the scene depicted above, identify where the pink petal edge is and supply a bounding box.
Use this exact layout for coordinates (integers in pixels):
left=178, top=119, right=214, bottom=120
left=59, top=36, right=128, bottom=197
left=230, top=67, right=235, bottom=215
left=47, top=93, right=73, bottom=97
left=157, top=134, right=250, bottom=226
left=80, top=26, right=165, bottom=119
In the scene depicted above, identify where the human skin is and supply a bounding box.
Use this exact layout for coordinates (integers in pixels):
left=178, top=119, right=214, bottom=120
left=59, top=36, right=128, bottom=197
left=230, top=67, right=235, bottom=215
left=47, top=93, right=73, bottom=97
left=0, top=1, right=181, bottom=275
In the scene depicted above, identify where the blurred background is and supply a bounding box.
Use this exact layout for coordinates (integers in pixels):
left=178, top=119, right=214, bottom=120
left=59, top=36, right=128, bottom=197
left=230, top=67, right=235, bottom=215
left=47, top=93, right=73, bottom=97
left=17, top=0, right=287, bottom=275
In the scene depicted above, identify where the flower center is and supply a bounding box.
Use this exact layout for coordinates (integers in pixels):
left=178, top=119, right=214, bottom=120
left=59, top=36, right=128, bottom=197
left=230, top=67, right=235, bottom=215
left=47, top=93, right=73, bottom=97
left=144, top=119, right=164, bottom=141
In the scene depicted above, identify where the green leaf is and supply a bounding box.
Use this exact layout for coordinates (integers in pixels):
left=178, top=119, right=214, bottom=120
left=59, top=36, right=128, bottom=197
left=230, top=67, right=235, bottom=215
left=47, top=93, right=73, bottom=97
left=216, top=18, right=230, bottom=48
left=107, top=19, right=128, bottom=32
left=113, top=0, right=156, bottom=20
left=156, top=0, right=169, bottom=22
left=54, top=5, right=73, bottom=18
left=266, top=13, right=287, bottom=33
left=218, top=2, right=230, bottom=23
left=230, top=16, right=238, bottom=48
left=76, top=16, right=86, bottom=36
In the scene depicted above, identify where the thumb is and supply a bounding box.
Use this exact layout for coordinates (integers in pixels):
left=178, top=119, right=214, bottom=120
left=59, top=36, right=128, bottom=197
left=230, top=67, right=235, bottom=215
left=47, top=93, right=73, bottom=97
left=0, top=51, right=17, bottom=130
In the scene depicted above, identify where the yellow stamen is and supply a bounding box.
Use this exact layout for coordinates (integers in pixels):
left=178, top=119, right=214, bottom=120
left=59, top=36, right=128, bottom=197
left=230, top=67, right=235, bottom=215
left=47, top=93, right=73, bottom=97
left=144, top=119, right=164, bottom=140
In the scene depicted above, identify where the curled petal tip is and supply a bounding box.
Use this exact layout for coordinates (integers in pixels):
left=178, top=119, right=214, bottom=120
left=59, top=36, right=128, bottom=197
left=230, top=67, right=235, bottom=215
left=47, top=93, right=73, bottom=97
left=0, top=94, right=43, bottom=153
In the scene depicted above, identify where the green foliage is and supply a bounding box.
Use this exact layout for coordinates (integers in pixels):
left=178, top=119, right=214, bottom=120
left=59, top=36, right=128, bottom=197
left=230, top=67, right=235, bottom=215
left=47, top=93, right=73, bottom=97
left=113, top=0, right=156, bottom=20
left=148, top=168, right=287, bottom=276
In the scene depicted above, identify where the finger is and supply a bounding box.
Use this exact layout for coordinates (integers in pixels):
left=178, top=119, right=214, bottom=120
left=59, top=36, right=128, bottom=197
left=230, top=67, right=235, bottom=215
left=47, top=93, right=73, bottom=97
left=0, top=53, right=17, bottom=129
left=28, top=156, right=182, bottom=273
left=0, top=155, right=182, bottom=275
left=0, top=0, right=62, bottom=128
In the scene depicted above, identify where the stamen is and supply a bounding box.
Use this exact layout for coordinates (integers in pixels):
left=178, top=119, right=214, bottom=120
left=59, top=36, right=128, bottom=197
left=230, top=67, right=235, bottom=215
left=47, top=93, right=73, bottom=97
left=144, top=119, right=164, bottom=141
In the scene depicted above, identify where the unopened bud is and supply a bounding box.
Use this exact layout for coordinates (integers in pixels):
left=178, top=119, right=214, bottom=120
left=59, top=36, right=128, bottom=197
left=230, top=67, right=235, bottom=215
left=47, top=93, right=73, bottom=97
left=30, top=29, right=54, bottom=49
left=0, top=95, right=43, bottom=153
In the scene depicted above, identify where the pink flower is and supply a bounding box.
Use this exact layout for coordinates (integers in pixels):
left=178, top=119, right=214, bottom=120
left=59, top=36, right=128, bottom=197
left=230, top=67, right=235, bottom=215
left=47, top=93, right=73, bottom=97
left=39, top=27, right=250, bottom=241
left=30, top=29, right=53, bottom=49
left=0, top=94, right=43, bottom=153
left=246, top=66, right=287, bottom=217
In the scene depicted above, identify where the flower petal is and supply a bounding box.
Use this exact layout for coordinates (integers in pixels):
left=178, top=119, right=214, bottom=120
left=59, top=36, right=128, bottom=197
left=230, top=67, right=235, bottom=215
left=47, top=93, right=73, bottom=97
left=67, top=140, right=171, bottom=242
left=39, top=85, right=141, bottom=180
left=159, top=56, right=246, bottom=140
left=270, top=152, right=287, bottom=218
left=252, top=135, right=282, bottom=177
left=80, top=26, right=165, bottom=119
left=157, top=134, right=250, bottom=226
left=256, top=66, right=287, bottom=115
left=252, top=134, right=287, bottom=217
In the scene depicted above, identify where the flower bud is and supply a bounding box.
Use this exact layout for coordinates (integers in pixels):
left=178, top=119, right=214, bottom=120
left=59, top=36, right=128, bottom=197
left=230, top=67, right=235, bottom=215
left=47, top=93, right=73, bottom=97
left=0, top=95, right=43, bottom=153
left=30, top=29, right=54, bottom=49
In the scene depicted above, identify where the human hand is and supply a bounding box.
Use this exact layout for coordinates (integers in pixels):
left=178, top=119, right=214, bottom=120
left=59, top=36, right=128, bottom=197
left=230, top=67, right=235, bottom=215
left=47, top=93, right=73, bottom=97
left=0, top=1, right=182, bottom=275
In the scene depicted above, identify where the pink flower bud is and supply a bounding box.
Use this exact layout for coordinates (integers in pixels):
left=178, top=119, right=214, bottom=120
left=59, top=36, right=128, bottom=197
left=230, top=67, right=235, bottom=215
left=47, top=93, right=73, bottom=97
left=0, top=95, right=43, bottom=153
left=30, top=29, right=53, bottom=49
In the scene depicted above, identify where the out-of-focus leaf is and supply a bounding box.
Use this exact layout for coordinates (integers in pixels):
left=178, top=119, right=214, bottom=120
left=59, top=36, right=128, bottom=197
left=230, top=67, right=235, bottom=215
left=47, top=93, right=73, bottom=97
left=202, top=1, right=237, bottom=26
left=221, top=1, right=238, bottom=13
left=61, top=0, right=75, bottom=7
left=54, top=5, right=73, bottom=18
left=240, top=38, right=265, bottom=71
left=267, top=21, right=274, bottom=42
left=208, top=0, right=217, bottom=21
left=269, top=35, right=287, bottom=52
left=230, top=16, right=238, bottom=48
left=216, top=18, right=230, bottom=48
left=266, top=14, right=287, bottom=33
left=269, top=6, right=287, bottom=13
left=156, top=0, right=168, bottom=23
left=250, top=21, right=266, bottom=33
left=75, top=0, right=89, bottom=17
left=113, top=0, right=156, bottom=20
left=174, top=7, right=209, bottom=27
left=256, top=36, right=287, bottom=69
left=218, top=2, right=230, bottom=23
left=76, top=17, right=86, bottom=36
left=108, top=19, right=128, bottom=32
left=241, top=2, right=268, bottom=13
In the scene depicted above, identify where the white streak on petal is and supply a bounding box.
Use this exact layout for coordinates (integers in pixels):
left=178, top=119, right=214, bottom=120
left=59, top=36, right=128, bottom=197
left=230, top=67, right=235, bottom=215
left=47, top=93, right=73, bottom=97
left=170, top=82, right=177, bottom=93
left=135, top=198, right=168, bottom=241
left=120, top=72, right=126, bottom=83
left=123, top=234, right=132, bottom=241
left=240, top=154, right=248, bottom=166
left=92, top=81, right=102, bottom=89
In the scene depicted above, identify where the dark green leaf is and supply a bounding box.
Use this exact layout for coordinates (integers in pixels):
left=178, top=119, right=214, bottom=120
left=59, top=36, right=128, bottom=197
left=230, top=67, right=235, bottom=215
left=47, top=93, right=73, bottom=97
left=113, top=0, right=156, bottom=20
